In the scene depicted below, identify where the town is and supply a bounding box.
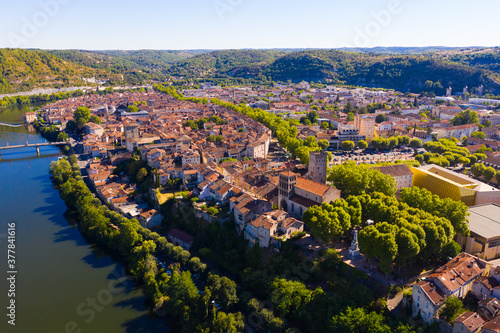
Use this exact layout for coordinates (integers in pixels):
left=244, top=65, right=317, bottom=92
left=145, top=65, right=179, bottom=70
left=38, top=80, right=500, bottom=333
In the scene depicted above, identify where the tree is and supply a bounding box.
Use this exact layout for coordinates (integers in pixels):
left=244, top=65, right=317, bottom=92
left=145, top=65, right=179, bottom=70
left=398, top=136, right=410, bottom=146
left=358, top=140, right=368, bottom=150
left=57, top=132, right=69, bottom=142
left=483, top=166, right=496, bottom=182
left=206, top=274, right=238, bottom=312
left=440, top=296, right=465, bottom=323
left=320, top=122, right=328, bottom=129
left=307, top=110, right=319, bottom=124
left=89, top=115, right=101, bottom=124
left=450, top=109, right=479, bottom=126
left=470, top=163, right=485, bottom=178
left=127, top=105, right=140, bottom=113
left=302, top=203, right=351, bottom=243
left=347, top=112, right=355, bottom=121
left=410, top=138, right=422, bottom=148
left=328, top=162, right=397, bottom=197
left=375, top=114, right=386, bottom=123
left=207, top=207, right=219, bottom=216
left=330, top=307, right=391, bottom=333
left=341, top=141, right=355, bottom=151
left=484, top=119, right=492, bottom=128
left=73, top=106, right=90, bottom=128
left=462, top=136, right=469, bottom=146
left=183, top=120, right=198, bottom=130
left=395, top=228, right=420, bottom=266
left=495, top=171, right=500, bottom=184
left=318, top=139, right=330, bottom=151
left=471, top=131, right=485, bottom=139
left=136, top=167, right=148, bottom=183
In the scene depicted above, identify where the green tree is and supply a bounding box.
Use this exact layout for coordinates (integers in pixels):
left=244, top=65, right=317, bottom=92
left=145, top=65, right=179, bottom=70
left=347, top=112, right=355, bottom=121
left=74, top=106, right=90, bottom=128
left=483, top=166, right=496, bottom=182
left=302, top=203, right=351, bottom=243
left=358, top=140, right=368, bottom=150
left=341, top=140, right=355, bottom=151
left=470, top=163, right=485, bottom=178
left=127, top=105, right=140, bottom=113
left=440, top=296, right=465, bottom=323
left=136, top=167, right=148, bottom=183
left=450, top=109, right=479, bottom=126
left=89, top=115, right=101, bottom=124
left=375, top=113, right=386, bottom=123
left=410, top=138, right=422, bottom=148
left=330, top=307, right=391, bottom=333
left=471, top=131, right=485, bottom=139
left=318, top=139, right=330, bottom=151
left=307, top=110, right=319, bottom=124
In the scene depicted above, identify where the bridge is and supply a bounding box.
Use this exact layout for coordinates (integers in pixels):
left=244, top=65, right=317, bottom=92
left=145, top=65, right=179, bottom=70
left=0, top=141, right=70, bottom=159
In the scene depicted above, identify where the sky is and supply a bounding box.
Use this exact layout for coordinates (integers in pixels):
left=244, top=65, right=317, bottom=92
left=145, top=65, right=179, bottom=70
left=1, top=0, right=500, bottom=50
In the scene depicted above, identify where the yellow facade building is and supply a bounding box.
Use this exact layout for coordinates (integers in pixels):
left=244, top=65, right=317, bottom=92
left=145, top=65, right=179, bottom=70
left=410, top=164, right=500, bottom=206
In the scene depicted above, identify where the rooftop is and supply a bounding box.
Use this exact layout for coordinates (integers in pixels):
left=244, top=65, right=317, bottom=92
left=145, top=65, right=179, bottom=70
left=468, top=203, right=500, bottom=239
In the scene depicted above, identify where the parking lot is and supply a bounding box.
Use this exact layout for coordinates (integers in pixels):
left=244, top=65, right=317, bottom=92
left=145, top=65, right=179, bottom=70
left=330, top=148, right=415, bottom=165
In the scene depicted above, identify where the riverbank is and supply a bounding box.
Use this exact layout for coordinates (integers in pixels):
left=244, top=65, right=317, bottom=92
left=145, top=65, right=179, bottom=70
left=49, top=157, right=245, bottom=332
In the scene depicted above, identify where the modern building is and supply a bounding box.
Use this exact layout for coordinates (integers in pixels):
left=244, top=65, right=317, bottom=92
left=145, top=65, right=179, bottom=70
left=355, top=114, right=375, bottom=140
left=456, top=204, right=500, bottom=261
left=308, top=151, right=328, bottom=184
left=410, top=164, right=500, bottom=206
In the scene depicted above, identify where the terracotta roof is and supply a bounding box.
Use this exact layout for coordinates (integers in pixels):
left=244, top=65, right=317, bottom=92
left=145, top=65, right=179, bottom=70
left=372, top=164, right=413, bottom=177
left=454, top=312, right=485, bottom=332
left=295, top=177, right=332, bottom=197
left=429, top=253, right=487, bottom=294
left=482, top=317, right=500, bottom=332
left=414, top=280, right=445, bottom=306
left=168, top=228, right=194, bottom=244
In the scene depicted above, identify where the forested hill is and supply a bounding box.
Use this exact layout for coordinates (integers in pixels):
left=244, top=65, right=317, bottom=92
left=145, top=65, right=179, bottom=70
left=167, top=49, right=500, bottom=94
left=0, top=49, right=103, bottom=94
left=2, top=47, right=500, bottom=95
left=166, top=49, right=288, bottom=78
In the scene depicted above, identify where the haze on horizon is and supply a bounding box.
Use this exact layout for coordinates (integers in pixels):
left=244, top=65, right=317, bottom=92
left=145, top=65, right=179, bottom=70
left=1, top=0, right=500, bottom=50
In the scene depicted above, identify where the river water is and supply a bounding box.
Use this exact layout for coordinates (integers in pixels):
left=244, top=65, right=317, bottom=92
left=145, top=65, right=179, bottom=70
left=0, top=105, right=166, bottom=333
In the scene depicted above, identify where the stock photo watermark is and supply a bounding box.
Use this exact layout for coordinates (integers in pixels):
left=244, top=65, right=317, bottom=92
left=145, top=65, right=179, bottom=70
left=52, top=267, right=133, bottom=333
left=8, top=0, right=71, bottom=48
left=352, top=0, right=406, bottom=48
left=213, top=0, right=244, bottom=21
left=6, top=222, right=16, bottom=326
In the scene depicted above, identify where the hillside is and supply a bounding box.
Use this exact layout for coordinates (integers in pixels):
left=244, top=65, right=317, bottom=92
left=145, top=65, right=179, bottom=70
left=0, top=49, right=104, bottom=94
left=166, top=49, right=288, bottom=78
left=2, top=47, right=500, bottom=95
left=167, top=49, right=500, bottom=94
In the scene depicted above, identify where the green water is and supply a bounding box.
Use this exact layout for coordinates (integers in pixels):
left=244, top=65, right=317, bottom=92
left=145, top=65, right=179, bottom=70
left=0, top=106, right=167, bottom=333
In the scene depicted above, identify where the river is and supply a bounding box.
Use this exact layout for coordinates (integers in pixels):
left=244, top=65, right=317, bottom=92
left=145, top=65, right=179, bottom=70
left=0, top=105, right=166, bottom=333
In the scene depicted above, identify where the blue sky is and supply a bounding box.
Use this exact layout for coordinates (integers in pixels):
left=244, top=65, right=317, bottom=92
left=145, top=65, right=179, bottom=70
left=1, top=0, right=499, bottom=50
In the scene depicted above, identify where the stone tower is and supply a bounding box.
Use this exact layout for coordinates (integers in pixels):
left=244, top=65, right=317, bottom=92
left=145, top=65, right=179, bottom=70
left=308, top=151, right=328, bottom=184
left=278, top=171, right=297, bottom=210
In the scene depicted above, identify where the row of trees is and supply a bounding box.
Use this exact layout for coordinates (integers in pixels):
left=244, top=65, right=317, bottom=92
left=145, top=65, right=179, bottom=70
left=470, top=163, right=500, bottom=183
left=303, top=187, right=467, bottom=275
left=416, top=138, right=487, bottom=167
left=50, top=157, right=245, bottom=332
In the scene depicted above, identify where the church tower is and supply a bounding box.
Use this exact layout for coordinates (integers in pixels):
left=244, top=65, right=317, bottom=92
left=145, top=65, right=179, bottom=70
left=308, top=151, right=328, bottom=184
